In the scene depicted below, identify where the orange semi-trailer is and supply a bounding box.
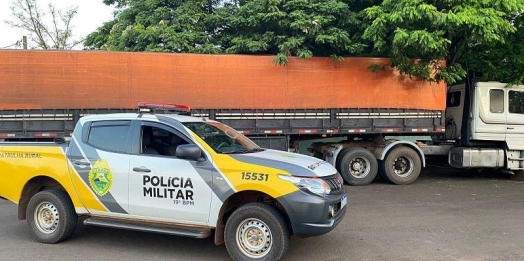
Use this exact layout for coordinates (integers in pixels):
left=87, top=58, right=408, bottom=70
left=0, top=50, right=446, bottom=110
left=0, top=50, right=450, bottom=185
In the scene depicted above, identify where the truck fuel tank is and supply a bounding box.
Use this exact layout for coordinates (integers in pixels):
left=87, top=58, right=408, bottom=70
left=448, top=147, right=505, bottom=168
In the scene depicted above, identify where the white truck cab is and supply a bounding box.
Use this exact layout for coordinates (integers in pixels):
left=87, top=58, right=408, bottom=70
left=445, top=81, right=524, bottom=171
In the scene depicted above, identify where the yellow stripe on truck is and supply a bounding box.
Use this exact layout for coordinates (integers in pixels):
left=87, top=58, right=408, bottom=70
left=0, top=146, right=74, bottom=203
left=67, top=164, right=108, bottom=212
left=213, top=154, right=299, bottom=197
left=189, top=134, right=299, bottom=198
left=0, top=146, right=106, bottom=212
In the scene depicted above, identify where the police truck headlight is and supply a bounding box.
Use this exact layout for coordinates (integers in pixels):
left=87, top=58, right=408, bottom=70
left=278, top=175, right=331, bottom=197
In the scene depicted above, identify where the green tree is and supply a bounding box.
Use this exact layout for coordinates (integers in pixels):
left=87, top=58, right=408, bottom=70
left=460, top=14, right=524, bottom=84
left=85, top=0, right=377, bottom=63
left=86, top=0, right=524, bottom=83
left=362, top=0, right=524, bottom=83
left=220, top=0, right=371, bottom=64
left=84, top=0, right=222, bottom=53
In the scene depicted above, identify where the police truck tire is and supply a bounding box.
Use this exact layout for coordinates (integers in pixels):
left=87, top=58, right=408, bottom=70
left=26, top=189, right=78, bottom=244
left=380, top=146, right=422, bottom=185
left=337, top=148, right=378, bottom=186
left=225, top=203, right=290, bottom=261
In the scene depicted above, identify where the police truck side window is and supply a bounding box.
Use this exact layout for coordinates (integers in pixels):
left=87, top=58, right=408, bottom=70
left=88, top=125, right=130, bottom=153
left=141, top=125, right=188, bottom=156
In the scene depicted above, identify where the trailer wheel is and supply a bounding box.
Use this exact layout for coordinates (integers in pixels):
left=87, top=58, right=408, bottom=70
left=225, top=203, right=289, bottom=261
left=26, top=189, right=78, bottom=243
left=338, top=148, right=378, bottom=186
left=380, top=146, right=422, bottom=185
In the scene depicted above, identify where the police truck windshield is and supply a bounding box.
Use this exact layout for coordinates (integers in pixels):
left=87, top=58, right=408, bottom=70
left=183, top=122, right=263, bottom=154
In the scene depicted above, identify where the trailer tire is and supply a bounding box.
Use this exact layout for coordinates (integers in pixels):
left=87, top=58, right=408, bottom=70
left=380, top=146, right=422, bottom=185
left=337, top=148, right=378, bottom=186
left=225, top=203, right=289, bottom=261
left=26, top=189, right=78, bottom=244
left=377, top=163, right=390, bottom=181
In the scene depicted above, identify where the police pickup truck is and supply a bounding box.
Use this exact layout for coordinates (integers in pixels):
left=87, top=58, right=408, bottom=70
left=0, top=103, right=347, bottom=261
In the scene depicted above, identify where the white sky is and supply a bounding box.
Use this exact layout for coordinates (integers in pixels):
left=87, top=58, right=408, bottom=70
left=0, top=0, right=114, bottom=49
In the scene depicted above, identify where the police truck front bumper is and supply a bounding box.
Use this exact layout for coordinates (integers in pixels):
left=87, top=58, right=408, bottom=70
left=277, top=189, right=347, bottom=237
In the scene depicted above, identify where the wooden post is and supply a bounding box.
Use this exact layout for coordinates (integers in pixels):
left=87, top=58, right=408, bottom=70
left=22, top=36, right=27, bottom=49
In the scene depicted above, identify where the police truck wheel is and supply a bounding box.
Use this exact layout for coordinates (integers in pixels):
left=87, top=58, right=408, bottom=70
left=380, top=146, right=422, bottom=185
left=337, top=148, right=378, bottom=186
left=225, top=203, right=289, bottom=261
left=26, top=189, right=78, bottom=243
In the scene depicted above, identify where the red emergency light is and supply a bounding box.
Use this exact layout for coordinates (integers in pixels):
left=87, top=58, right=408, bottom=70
left=138, top=102, right=191, bottom=115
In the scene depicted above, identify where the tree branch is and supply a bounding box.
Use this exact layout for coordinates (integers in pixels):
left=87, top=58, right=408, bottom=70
left=447, top=37, right=466, bottom=66
left=4, top=0, right=80, bottom=49
left=47, top=4, right=61, bottom=48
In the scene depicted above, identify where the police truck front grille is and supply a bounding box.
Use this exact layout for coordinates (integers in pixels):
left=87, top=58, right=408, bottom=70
left=323, top=174, right=343, bottom=194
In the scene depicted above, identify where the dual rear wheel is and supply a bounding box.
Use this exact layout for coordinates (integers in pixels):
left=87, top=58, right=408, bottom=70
left=337, top=148, right=378, bottom=186
left=337, top=146, right=421, bottom=185
left=379, top=147, right=422, bottom=185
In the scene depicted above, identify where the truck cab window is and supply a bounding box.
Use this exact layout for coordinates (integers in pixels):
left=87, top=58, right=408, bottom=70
left=140, top=125, right=188, bottom=156
left=446, top=91, right=461, bottom=107
left=509, top=91, right=524, bottom=114
left=489, top=89, right=504, bottom=113
left=88, top=125, right=129, bottom=153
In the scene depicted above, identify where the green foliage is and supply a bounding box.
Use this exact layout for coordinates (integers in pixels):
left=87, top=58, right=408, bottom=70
left=367, top=63, right=385, bottom=72
left=460, top=14, right=524, bottom=85
left=221, top=0, right=369, bottom=64
left=85, top=0, right=375, bottom=63
left=362, top=0, right=524, bottom=83
left=85, top=0, right=222, bottom=53
left=85, top=0, right=524, bottom=84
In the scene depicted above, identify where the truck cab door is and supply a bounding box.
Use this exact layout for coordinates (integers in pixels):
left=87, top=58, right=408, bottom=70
left=67, top=120, right=131, bottom=215
left=445, top=85, right=465, bottom=140
left=128, top=121, right=212, bottom=225
left=471, top=84, right=507, bottom=142
left=506, top=89, right=524, bottom=150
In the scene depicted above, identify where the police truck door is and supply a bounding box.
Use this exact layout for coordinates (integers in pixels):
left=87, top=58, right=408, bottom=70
left=67, top=120, right=131, bottom=215
left=128, top=122, right=212, bottom=224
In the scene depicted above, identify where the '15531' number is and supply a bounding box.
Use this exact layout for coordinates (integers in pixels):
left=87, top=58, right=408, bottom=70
left=241, top=172, right=269, bottom=181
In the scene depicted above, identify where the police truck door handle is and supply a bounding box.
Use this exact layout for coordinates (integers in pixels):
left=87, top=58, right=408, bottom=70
left=133, top=167, right=151, bottom=173
left=73, top=160, right=90, bottom=166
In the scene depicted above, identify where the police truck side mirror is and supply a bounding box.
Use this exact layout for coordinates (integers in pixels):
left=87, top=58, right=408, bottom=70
left=176, top=144, right=204, bottom=161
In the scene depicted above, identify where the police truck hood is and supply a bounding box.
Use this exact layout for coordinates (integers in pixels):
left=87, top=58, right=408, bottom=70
left=229, top=149, right=336, bottom=177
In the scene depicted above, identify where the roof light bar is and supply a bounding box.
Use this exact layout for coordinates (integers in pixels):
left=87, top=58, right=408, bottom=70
left=137, top=102, right=191, bottom=115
